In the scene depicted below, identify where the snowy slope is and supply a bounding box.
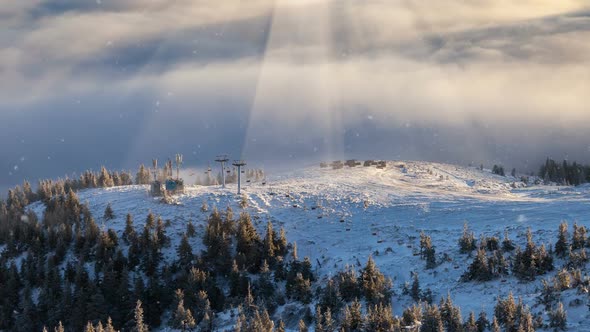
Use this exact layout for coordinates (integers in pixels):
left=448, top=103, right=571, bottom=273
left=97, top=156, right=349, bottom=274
left=28, top=161, right=590, bottom=330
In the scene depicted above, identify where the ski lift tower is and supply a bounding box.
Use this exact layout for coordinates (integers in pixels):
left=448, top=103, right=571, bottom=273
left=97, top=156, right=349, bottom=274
left=215, top=155, right=229, bottom=188
left=232, top=160, right=247, bottom=195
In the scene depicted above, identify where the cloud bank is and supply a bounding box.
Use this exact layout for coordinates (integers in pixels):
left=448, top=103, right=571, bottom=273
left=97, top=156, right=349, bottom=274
left=1, top=0, right=589, bottom=190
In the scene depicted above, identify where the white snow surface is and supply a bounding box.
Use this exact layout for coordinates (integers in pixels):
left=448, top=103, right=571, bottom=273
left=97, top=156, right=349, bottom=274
left=27, top=161, right=590, bottom=331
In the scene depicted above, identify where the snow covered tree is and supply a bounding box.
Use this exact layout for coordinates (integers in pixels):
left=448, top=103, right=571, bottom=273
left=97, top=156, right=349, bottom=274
left=410, top=272, right=421, bottom=302
left=365, top=303, right=395, bottom=332
left=549, top=302, right=567, bottom=331
left=502, top=230, right=515, bottom=252
left=491, top=316, right=500, bottom=332
left=236, top=212, right=262, bottom=272
left=476, top=310, right=488, bottom=332
left=263, top=221, right=276, bottom=263
left=186, top=220, right=196, bottom=238
left=440, top=294, right=463, bottom=332
left=171, top=290, right=196, bottom=330
left=341, top=299, right=364, bottom=332
left=420, top=232, right=437, bottom=269
left=135, top=165, right=151, bottom=185
left=287, top=273, right=311, bottom=304
left=98, top=167, right=114, bottom=188
left=337, top=265, right=360, bottom=302
left=361, top=256, right=392, bottom=304
left=494, top=293, right=516, bottom=330
left=463, top=248, right=492, bottom=281
left=298, top=319, right=308, bottom=332
left=555, top=221, right=569, bottom=258
left=421, top=303, right=444, bottom=332
left=572, top=223, right=586, bottom=250
left=464, top=311, right=478, bottom=332
left=133, top=300, right=149, bottom=332
left=177, top=234, right=193, bottom=269
left=459, top=222, right=477, bottom=254
left=103, top=203, right=114, bottom=221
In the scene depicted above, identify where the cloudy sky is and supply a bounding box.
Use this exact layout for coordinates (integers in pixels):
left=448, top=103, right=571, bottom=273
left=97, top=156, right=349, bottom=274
left=1, top=0, right=590, bottom=191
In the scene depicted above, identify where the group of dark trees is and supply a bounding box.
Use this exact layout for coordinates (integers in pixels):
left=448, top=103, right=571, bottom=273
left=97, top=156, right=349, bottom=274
left=492, top=165, right=505, bottom=177
left=454, top=220, right=590, bottom=331
left=2, top=162, right=589, bottom=331
left=539, top=158, right=590, bottom=185
left=459, top=223, right=563, bottom=282
left=485, top=158, right=590, bottom=186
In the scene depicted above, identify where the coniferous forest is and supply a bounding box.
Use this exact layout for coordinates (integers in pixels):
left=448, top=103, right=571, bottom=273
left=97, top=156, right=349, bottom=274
left=1, top=162, right=590, bottom=331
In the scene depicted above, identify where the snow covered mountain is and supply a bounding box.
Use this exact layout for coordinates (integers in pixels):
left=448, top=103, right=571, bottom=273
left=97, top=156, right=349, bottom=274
left=27, top=161, right=590, bottom=330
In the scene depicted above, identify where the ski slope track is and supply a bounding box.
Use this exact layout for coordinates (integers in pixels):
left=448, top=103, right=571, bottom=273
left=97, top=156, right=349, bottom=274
left=28, top=161, right=590, bottom=330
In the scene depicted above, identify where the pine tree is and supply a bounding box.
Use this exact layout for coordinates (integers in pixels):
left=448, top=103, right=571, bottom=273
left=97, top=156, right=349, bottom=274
left=572, top=223, right=586, bottom=250
left=518, top=309, right=534, bottom=332
left=361, top=256, right=392, bottom=304
left=420, top=233, right=437, bottom=269
left=171, top=290, right=196, bottom=330
left=464, top=248, right=493, bottom=281
left=319, top=278, right=342, bottom=313
left=337, top=265, right=360, bottom=302
left=85, top=322, right=96, bottom=332
left=411, top=272, right=421, bottom=302
left=494, top=292, right=516, bottom=330
left=464, top=312, right=478, bottom=332
left=341, top=299, right=364, bottom=332
left=236, top=212, right=262, bottom=272
left=459, top=222, right=476, bottom=253
left=366, top=303, right=395, bottom=331
left=555, top=221, right=569, bottom=258
left=263, top=221, right=276, bottom=263
left=476, top=310, right=488, bottom=332
left=287, top=273, right=312, bottom=304
left=402, top=304, right=422, bottom=328
left=186, top=220, right=196, bottom=238
left=105, top=317, right=116, bottom=332
left=491, top=316, right=500, bottom=332
left=203, top=209, right=232, bottom=274
left=421, top=303, right=444, bottom=332
left=177, top=234, right=194, bottom=269
left=323, top=308, right=335, bottom=332
left=315, top=306, right=324, bottom=332
left=103, top=203, right=115, bottom=221
left=440, top=294, right=463, bottom=332
left=298, top=319, right=308, bottom=332
left=133, top=300, right=149, bottom=332
left=275, top=227, right=288, bottom=257
left=99, top=166, right=115, bottom=187
left=549, top=302, right=567, bottom=331
left=123, top=214, right=135, bottom=244
left=502, top=230, right=515, bottom=252
left=135, top=165, right=151, bottom=185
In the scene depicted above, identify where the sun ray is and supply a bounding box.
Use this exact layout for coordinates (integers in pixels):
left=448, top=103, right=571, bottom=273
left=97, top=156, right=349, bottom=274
left=241, top=0, right=343, bottom=164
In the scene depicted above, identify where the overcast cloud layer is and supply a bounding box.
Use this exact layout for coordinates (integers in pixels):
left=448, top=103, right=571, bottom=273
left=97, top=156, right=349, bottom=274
left=1, top=0, right=590, bottom=192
